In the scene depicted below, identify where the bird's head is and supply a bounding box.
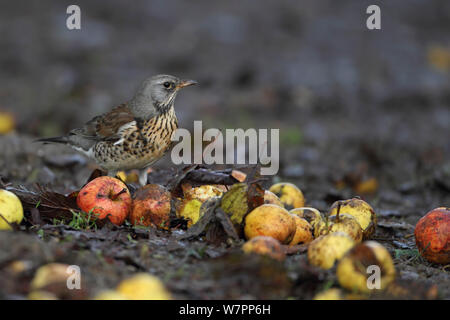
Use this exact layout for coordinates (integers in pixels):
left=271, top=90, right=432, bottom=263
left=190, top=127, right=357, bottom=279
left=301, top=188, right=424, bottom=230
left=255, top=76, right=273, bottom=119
left=130, top=74, right=197, bottom=117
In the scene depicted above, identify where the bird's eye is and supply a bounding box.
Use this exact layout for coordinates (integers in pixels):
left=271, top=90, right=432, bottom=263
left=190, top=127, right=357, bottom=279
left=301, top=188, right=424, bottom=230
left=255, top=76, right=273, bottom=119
left=163, top=82, right=172, bottom=88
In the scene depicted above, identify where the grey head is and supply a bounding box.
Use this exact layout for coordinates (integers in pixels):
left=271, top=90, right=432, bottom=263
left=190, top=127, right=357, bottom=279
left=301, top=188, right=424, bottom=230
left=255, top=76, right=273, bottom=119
left=128, top=74, right=197, bottom=119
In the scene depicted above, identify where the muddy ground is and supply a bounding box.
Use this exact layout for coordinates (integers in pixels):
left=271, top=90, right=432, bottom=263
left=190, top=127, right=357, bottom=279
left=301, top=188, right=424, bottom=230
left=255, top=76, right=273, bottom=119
left=0, top=0, right=449, bottom=299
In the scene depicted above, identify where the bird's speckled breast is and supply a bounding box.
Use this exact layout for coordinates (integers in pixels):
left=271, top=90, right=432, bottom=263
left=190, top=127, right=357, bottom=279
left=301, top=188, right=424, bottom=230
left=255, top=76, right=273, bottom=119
left=94, top=108, right=178, bottom=171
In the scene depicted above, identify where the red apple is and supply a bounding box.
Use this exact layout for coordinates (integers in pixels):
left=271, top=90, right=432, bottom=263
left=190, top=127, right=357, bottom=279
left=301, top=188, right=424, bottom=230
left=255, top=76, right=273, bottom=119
left=77, top=176, right=132, bottom=226
left=130, top=184, right=171, bottom=230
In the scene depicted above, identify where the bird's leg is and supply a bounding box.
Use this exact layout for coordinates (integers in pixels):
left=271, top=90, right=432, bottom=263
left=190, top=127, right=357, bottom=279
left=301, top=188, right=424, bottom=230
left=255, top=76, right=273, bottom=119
left=135, top=118, right=148, bottom=146
left=139, top=168, right=149, bottom=186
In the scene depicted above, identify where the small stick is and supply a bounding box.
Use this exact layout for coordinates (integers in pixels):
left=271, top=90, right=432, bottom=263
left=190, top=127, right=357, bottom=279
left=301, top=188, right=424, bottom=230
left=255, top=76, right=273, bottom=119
left=336, top=201, right=342, bottom=222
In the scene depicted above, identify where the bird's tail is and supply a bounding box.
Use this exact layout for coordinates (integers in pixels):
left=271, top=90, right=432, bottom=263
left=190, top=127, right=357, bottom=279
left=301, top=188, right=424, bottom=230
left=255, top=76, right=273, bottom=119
left=34, top=136, right=69, bottom=144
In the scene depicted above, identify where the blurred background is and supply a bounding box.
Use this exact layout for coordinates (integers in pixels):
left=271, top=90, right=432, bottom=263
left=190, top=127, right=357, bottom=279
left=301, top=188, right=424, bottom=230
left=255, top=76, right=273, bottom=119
left=0, top=0, right=449, bottom=216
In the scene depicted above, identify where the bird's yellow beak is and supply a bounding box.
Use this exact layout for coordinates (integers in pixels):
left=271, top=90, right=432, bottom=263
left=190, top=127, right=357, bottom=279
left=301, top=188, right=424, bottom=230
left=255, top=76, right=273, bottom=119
left=177, top=79, right=198, bottom=89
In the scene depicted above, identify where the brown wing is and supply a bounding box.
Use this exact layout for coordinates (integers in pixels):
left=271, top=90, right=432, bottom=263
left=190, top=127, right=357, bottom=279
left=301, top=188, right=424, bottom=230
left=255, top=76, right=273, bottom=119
left=71, top=104, right=136, bottom=142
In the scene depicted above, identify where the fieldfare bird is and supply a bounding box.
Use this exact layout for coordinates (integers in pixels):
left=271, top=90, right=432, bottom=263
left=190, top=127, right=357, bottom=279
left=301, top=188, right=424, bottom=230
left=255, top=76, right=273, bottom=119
left=37, top=74, right=197, bottom=185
